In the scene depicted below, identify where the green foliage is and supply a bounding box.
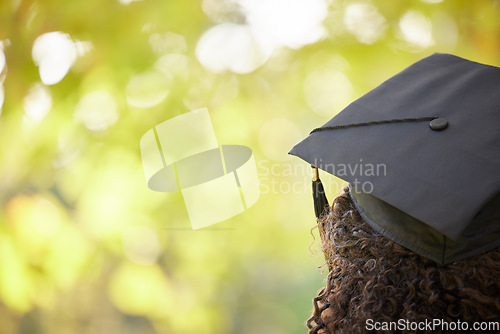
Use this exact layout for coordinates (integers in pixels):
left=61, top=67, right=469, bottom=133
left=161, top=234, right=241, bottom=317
left=0, top=0, right=499, bottom=333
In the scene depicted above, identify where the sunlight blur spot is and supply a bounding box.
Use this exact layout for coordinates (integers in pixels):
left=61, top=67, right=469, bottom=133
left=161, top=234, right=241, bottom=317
left=241, top=0, right=328, bottom=49
left=399, top=11, right=434, bottom=50
left=304, top=70, right=353, bottom=117
left=32, top=31, right=77, bottom=85
left=259, top=118, right=302, bottom=161
left=84, top=193, right=123, bottom=232
left=53, top=125, right=83, bottom=168
left=196, top=23, right=272, bottom=74
left=149, top=32, right=187, bottom=55
left=126, top=70, right=171, bottom=108
left=202, top=0, right=243, bottom=23
left=344, top=3, right=387, bottom=44
left=23, top=83, right=52, bottom=122
left=32, top=198, right=61, bottom=238
left=75, top=90, right=119, bottom=131
left=0, top=39, right=11, bottom=48
left=421, top=0, right=443, bottom=3
left=183, top=74, right=239, bottom=109
left=155, top=53, right=189, bottom=80
left=197, top=0, right=327, bottom=73
left=73, top=40, right=93, bottom=57
left=0, top=47, right=5, bottom=75
left=0, top=40, right=8, bottom=92
left=325, top=53, right=350, bottom=71
left=141, top=23, right=153, bottom=33
left=122, top=226, right=159, bottom=266
left=118, top=0, right=143, bottom=4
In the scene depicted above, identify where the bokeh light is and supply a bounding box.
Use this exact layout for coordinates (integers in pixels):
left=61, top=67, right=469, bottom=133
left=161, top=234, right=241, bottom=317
left=241, top=0, right=328, bottom=49
left=53, top=124, right=84, bottom=168
left=196, top=23, right=272, bottom=74
left=23, top=83, right=52, bottom=122
left=74, top=90, right=119, bottom=131
left=155, top=54, right=190, bottom=80
left=304, top=69, right=353, bottom=117
left=118, top=0, right=143, bottom=5
left=32, top=32, right=77, bottom=85
left=0, top=47, right=5, bottom=75
left=0, top=44, right=7, bottom=112
left=197, top=0, right=328, bottom=73
left=149, top=32, right=187, bottom=55
left=399, top=10, right=435, bottom=50
left=126, top=70, right=171, bottom=108
left=343, top=3, right=387, bottom=44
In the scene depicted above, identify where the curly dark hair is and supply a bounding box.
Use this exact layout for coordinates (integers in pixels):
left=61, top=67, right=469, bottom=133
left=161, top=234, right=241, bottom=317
left=307, top=188, right=500, bottom=333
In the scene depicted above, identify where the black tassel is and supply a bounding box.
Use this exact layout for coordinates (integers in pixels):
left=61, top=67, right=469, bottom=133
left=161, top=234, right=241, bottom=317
left=312, top=166, right=329, bottom=219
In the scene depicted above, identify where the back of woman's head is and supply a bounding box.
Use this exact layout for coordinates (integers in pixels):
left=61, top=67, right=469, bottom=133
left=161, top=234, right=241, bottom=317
left=307, top=189, right=500, bottom=334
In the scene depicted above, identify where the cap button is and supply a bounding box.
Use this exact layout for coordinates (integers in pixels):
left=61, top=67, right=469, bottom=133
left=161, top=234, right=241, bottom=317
left=430, top=118, right=448, bottom=131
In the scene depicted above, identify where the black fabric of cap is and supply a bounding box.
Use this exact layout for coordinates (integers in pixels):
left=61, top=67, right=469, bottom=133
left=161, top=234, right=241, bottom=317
left=289, top=53, right=500, bottom=263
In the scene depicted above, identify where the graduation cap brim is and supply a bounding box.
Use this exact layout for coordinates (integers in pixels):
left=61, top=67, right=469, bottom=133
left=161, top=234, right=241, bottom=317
left=290, top=53, right=500, bottom=263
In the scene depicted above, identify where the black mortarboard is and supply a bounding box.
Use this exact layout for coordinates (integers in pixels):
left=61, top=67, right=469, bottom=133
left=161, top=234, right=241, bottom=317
left=290, top=53, right=500, bottom=264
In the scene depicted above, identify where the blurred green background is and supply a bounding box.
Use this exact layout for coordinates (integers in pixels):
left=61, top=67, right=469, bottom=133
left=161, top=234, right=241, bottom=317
left=0, top=0, right=499, bottom=333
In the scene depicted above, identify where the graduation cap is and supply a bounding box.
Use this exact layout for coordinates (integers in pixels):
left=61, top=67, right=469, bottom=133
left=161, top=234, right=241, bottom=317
left=290, top=53, right=500, bottom=264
